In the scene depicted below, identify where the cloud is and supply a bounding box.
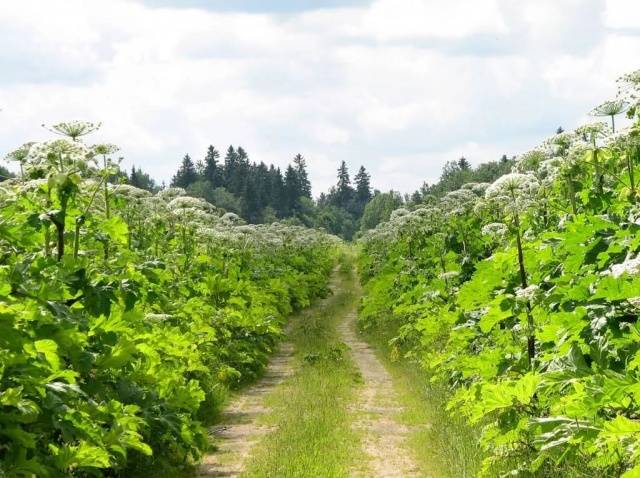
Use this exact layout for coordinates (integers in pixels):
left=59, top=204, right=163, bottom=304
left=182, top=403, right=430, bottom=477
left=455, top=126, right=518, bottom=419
left=1, top=0, right=639, bottom=195
left=134, top=0, right=372, bottom=14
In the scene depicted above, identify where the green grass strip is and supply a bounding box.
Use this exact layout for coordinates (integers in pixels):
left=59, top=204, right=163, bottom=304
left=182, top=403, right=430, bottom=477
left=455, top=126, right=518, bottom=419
left=242, top=256, right=363, bottom=478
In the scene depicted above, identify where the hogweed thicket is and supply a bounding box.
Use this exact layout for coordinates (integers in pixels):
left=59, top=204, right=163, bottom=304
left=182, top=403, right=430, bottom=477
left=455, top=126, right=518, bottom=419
left=0, top=123, right=338, bottom=476
left=358, top=69, right=640, bottom=477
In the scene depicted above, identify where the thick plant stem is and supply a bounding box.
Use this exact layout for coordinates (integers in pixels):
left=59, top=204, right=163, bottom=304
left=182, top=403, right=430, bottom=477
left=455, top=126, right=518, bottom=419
left=73, top=221, right=81, bottom=259
left=54, top=196, right=69, bottom=262
left=44, top=225, right=51, bottom=257
left=514, top=213, right=535, bottom=366
left=567, top=179, right=578, bottom=215
left=630, top=148, right=637, bottom=201
left=611, top=114, right=616, bottom=133
left=55, top=221, right=65, bottom=261
left=102, top=155, right=112, bottom=260
left=593, top=149, right=604, bottom=196
left=103, top=155, right=110, bottom=220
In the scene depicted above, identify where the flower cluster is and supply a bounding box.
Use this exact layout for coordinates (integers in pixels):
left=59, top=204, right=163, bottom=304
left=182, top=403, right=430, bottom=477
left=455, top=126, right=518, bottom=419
left=45, top=121, right=102, bottom=140
left=515, top=284, right=541, bottom=304
left=481, top=222, right=508, bottom=240
left=485, top=173, right=540, bottom=215
left=608, top=256, right=640, bottom=278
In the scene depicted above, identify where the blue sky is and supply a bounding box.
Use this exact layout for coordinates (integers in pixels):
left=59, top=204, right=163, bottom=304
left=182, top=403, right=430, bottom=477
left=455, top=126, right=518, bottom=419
left=1, top=0, right=639, bottom=194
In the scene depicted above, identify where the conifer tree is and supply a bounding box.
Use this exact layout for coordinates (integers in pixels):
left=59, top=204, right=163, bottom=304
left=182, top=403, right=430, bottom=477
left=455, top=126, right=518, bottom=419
left=269, top=166, right=285, bottom=216
left=129, top=165, right=157, bottom=191
left=224, top=146, right=239, bottom=192
left=335, top=160, right=353, bottom=208
left=293, top=154, right=312, bottom=198
left=171, top=154, right=198, bottom=188
left=354, top=165, right=372, bottom=204
left=203, top=145, right=223, bottom=187
left=284, top=164, right=301, bottom=215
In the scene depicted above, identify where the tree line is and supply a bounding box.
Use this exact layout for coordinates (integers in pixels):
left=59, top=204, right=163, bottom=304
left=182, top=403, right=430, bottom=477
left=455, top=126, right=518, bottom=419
left=145, top=145, right=376, bottom=239
left=2, top=142, right=518, bottom=239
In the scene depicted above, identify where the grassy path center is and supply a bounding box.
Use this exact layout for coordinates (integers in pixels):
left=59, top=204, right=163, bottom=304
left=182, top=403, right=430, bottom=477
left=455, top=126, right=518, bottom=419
left=199, top=254, right=427, bottom=477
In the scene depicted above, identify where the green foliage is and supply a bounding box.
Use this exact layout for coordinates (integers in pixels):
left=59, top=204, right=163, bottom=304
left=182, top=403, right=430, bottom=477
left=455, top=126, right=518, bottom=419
left=0, top=123, right=338, bottom=476
left=358, top=70, right=640, bottom=476
left=359, top=190, right=403, bottom=232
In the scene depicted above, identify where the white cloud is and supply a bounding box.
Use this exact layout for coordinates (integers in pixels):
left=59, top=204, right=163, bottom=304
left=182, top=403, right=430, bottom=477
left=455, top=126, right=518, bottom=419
left=1, top=0, right=639, bottom=195
left=362, top=0, right=507, bottom=40
left=605, top=0, right=640, bottom=29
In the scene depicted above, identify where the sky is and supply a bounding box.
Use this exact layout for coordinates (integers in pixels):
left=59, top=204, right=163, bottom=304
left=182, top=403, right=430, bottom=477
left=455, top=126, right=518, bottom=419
left=1, top=0, right=639, bottom=195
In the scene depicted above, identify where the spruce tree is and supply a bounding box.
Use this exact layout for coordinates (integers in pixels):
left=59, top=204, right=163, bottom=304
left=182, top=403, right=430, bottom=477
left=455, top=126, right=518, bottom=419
left=457, top=156, right=471, bottom=170
left=203, top=145, right=223, bottom=187
left=129, top=165, right=157, bottom=191
left=335, top=161, right=353, bottom=208
left=284, top=164, right=301, bottom=215
left=223, top=146, right=239, bottom=192
left=293, top=154, right=312, bottom=198
left=269, top=166, right=285, bottom=216
left=171, top=154, right=198, bottom=188
left=354, top=165, right=372, bottom=204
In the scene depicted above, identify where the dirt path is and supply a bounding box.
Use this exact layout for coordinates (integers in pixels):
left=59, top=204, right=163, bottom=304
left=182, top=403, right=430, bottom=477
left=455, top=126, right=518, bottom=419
left=198, top=342, right=295, bottom=477
left=199, top=264, right=422, bottom=477
left=338, top=308, right=422, bottom=477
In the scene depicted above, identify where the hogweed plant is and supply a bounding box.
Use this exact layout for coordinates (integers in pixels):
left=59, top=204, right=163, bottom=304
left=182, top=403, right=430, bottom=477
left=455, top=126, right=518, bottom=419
left=485, top=173, right=540, bottom=365
left=357, top=69, right=640, bottom=477
left=0, top=121, right=339, bottom=477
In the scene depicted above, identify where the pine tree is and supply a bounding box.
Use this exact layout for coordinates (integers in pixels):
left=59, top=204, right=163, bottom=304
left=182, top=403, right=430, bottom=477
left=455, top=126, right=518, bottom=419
left=293, top=154, right=312, bottom=198
left=171, top=154, right=198, bottom=188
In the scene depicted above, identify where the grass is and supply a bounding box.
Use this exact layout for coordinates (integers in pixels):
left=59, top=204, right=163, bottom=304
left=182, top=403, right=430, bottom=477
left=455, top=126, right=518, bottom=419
left=241, top=253, right=364, bottom=477
left=360, top=317, right=484, bottom=478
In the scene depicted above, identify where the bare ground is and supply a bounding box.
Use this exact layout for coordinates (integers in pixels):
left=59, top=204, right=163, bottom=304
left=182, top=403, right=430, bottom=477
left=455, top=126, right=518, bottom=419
left=198, top=342, right=295, bottom=477
left=338, top=309, right=423, bottom=478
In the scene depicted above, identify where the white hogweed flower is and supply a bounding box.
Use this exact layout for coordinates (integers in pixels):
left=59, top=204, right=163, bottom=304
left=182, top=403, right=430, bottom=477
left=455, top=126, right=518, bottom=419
left=440, top=189, right=478, bottom=216
left=626, top=297, right=640, bottom=310
left=44, top=121, right=101, bottom=141
left=617, top=69, right=640, bottom=108
left=481, top=222, right=508, bottom=239
left=5, top=142, right=35, bottom=165
left=485, top=173, right=539, bottom=202
left=515, top=284, right=541, bottom=304
left=591, top=99, right=629, bottom=118
left=221, top=212, right=244, bottom=225
left=112, top=184, right=151, bottom=199
left=514, top=149, right=548, bottom=174
left=438, top=271, right=459, bottom=281
left=608, top=256, right=640, bottom=278
left=144, top=313, right=172, bottom=322
left=471, top=182, right=491, bottom=196
left=157, top=187, right=186, bottom=202
left=390, top=208, right=410, bottom=221
left=544, top=131, right=576, bottom=157
left=91, top=143, right=120, bottom=156
left=27, top=139, right=91, bottom=173
left=167, top=196, right=209, bottom=211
